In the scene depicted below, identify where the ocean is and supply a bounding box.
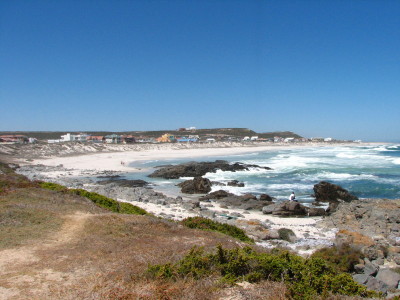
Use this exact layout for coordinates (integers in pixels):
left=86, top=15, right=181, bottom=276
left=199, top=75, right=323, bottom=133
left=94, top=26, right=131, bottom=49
left=128, top=144, right=400, bottom=203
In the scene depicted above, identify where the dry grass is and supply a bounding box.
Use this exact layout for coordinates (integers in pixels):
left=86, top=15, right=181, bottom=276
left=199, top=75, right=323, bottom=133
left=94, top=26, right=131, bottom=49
left=338, top=229, right=375, bottom=247
left=0, top=163, right=372, bottom=300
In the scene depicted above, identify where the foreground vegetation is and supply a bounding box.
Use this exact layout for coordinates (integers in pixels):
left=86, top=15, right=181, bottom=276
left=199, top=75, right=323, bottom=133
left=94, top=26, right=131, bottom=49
left=0, top=161, right=379, bottom=299
left=181, top=217, right=254, bottom=243
left=148, top=245, right=377, bottom=300
left=39, top=181, right=148, bottom=215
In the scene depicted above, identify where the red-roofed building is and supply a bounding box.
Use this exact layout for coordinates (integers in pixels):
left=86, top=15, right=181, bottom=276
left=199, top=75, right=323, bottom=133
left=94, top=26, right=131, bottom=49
left=0, top=135, right=28, bottom=144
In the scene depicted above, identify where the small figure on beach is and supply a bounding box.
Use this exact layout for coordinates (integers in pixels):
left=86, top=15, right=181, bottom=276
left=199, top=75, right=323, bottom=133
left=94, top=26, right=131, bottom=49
left=120, top=161, right=125, bottom=166
left=289, top=192, right=296, bottom=201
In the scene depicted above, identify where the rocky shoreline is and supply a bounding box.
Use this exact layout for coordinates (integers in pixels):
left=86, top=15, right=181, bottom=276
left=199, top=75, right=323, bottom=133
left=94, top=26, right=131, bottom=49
left=15, top=160, right=400, bottom=296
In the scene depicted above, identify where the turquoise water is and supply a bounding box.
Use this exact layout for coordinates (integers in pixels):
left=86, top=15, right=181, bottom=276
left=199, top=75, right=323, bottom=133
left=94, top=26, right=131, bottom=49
left=127, top=144, right=400, bottom=203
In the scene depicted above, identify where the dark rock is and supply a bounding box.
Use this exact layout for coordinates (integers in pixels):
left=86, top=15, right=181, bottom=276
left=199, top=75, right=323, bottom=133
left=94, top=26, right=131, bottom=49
left=97, top=179, right=149, bottom=188
left=262, top=201, right=308, bottom=216
left=307, top=207, right=326, bottom=216
left=178, top=177, right=212, bottom=194
left=353, top=274, right=369, bottom=285
left=278, top=228, right=297, bottom=242
left=199, top=190, right=234, bottom=201
left=313, top=181, right=358, bottom=203
left=259, top=194, right=273, bottom=201
left=148, top=160, right=271, bottom=179
left=240, top=193, right=257, bottom=201
left=227, top=180, right=245, bottom=187
left=376, top=269, right=400, bottom=290
left=366, top=276, right=389, bottom=294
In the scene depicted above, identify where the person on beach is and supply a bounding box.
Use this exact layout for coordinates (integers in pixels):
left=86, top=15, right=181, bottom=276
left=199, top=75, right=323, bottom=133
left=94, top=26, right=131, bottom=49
left=289, top=192, right=296, bottom=201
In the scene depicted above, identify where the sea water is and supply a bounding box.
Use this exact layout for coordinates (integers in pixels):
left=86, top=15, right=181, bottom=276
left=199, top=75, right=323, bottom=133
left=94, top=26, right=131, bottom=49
left=127, top=144, right=400, bottom=203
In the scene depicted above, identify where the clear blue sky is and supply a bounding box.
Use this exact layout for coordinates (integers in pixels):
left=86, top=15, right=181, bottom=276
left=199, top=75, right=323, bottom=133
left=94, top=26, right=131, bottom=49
left=1, top=0, right=399, bottom=141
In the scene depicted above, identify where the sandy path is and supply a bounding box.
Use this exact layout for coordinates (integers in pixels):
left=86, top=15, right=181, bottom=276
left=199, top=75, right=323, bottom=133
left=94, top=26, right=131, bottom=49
left=0, top=212, right=94, bottom=300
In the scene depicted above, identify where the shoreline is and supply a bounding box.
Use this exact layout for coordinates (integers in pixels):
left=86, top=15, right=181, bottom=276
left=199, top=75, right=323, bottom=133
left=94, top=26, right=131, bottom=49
left=10, top=141, right=397, bottom=258
left=26, top=141, right=379, bottom=172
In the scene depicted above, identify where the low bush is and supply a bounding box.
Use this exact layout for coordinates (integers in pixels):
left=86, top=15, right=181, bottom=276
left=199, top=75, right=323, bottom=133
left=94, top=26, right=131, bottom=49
left=147, top=246, right=378, bottom=300
left=311, top=244, right=364, bottom=273
left=39, top=182, right=148, bottom=215
left=181, top=217, right=253, bottom=243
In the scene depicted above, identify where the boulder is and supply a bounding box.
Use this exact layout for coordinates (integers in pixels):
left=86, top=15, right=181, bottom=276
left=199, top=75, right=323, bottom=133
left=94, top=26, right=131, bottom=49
left=149, top=160, right=271, bottom=179
left=376, top=269, right=400, bottom=290
left=227, top=180, right=245, bottom=187
left=182, top=200, right=200, bottom=210
left=240, top=193, right=257, bottom=201
left=278, top=228, right=297, bottom=243
left=313, top=181, right=358, bottom=203
left=307, top=207, right=326, bottom=216
left=363, top=261, right=379, bottom=276
left=259, top=194, right=273, bottom=201
left=365, top=276, right=389, bottom=294
left=199, top=190, right=234, bottom=200
left=178, top=177, right=212, bottom=194
left=352, top=274, right=369, bottom=285
left=262, top=201, right=308, bottom=216
left=97, top=178, right=149, bottom=188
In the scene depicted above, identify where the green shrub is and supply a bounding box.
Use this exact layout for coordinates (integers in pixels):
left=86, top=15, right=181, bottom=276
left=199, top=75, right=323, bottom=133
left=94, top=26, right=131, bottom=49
left=39, top=182, right=147, bottom=215
left=311, top=244, right=363, bottom=273
left=147, top=245, right=378, bottom=300
left=181, top=217, right=253, bottom=243
left=38, top=181, right=68, bottom=192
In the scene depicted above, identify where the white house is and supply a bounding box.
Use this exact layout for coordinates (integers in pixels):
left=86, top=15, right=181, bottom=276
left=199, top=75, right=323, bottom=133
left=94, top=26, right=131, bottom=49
left=61, top=133, right=89, bottom=142
left=206, top=138, right=216, bottom=143
left=243, top=136, right=250, bottom=141
left=250, top=136, right=258, bottom=141
left=284, top=137, right=295, bottom=143
left=324, top=137, right=333, bottom=142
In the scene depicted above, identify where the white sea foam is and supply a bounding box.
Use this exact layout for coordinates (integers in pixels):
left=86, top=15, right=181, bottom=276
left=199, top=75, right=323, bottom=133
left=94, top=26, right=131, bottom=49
left=299, top=172, right=376, bottom=182
left=392, top=158, right=400, bottom=165
left=267, top=183, right=311, bottom=191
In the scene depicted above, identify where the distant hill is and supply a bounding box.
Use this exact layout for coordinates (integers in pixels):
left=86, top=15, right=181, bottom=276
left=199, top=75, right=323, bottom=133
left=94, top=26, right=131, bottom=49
left=0, top=128, right=303, bottom=140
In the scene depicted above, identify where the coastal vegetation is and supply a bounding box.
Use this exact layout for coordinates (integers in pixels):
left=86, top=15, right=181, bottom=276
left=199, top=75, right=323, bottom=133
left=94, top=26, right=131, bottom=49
left=181, top=216, right=254, bottom=243
left=0, top=162, right=384, bottom=298
left=147, top=245, right=377, bottom=300
left=38, top=181, right=148, bottom=215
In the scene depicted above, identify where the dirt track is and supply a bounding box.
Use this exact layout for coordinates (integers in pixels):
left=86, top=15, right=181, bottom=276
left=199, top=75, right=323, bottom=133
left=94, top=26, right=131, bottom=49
left=0, top=212, right=95, bottom=300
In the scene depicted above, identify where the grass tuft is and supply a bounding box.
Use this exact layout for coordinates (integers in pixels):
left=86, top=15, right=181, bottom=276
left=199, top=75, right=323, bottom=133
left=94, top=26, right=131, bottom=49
left=181, top=217, right=254, bottom=243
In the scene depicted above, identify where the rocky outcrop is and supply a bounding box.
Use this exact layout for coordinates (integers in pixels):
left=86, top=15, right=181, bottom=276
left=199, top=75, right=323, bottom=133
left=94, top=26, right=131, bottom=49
left=328, top=198, right=400, bottom=295
left=177, top=177, right=212, bottom=194
left=262, top=201, right=325, bottom=217
left=227, top=180, right=245, bottom=187
left=149, top=160, right=271, bottom=179
left=313, top=181, right=358, bottom=203
left=353, top=258, right=400, bottom=294
left=97, top=178, right=149, bottom=188
left=200, top=190, right=274, bottom=211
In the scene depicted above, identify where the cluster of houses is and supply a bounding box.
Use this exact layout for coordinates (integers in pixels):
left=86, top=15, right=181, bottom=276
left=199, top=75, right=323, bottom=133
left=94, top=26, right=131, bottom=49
left=48, top=133, right=136, bottom=144
left=0, top=135, right=36, bottom=144
left=0, top=132, right=351, bottom=145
